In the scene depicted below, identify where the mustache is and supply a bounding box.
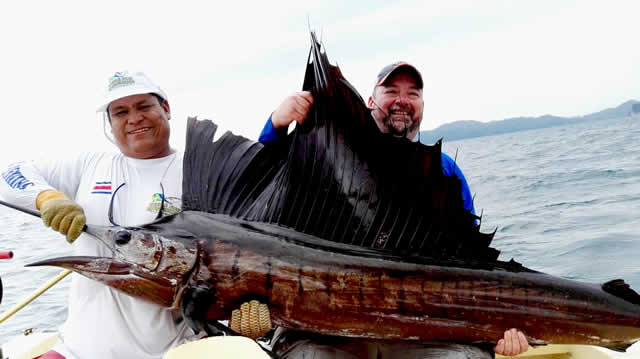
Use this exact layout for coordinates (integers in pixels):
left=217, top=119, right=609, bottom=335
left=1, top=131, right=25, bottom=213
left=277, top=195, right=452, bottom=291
left=389, top=104, right=414, bottom=116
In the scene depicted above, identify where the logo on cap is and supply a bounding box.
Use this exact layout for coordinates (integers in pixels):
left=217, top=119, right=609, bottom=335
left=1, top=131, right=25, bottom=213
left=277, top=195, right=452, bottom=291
left=108, top=72, right=135, bottom=91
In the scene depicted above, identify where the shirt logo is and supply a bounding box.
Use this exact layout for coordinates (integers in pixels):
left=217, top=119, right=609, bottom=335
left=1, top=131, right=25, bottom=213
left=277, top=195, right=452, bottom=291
left=2, top=163, right=34, bottom=190
left=147, top=193, right=181, bottom=216
left=91, top=181, right=112, bottom=195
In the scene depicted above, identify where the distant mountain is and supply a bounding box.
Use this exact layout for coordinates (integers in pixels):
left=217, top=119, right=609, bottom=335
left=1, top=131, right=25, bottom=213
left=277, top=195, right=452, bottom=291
left=419, top=100, right=639, bottom=143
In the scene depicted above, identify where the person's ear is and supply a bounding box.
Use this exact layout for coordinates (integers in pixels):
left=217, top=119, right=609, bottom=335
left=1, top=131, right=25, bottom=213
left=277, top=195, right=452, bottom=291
left=162, top=101, right=171, bottom=120
left=367, top=96, right=375, bottom=109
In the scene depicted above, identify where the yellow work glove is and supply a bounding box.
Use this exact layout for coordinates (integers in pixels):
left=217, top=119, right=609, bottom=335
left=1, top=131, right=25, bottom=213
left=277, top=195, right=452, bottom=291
left=37, top=190, right=86, bottom=243
left=230, top=300, right=272, bottom=340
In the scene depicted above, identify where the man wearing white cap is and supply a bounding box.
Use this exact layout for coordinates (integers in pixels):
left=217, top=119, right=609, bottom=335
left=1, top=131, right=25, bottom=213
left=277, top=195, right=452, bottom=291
left=0, top=71, right=195, bottom=358
left=256, top=63, right=530, bottom=358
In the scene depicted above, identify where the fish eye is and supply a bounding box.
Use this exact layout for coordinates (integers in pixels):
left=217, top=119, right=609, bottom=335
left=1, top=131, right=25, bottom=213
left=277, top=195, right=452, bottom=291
left=115, top=230, right=132, bottom=245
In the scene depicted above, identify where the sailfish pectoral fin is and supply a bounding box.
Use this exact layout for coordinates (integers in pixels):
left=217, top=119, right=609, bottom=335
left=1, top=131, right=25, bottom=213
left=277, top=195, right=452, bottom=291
left=182, top=285, right=228, bottom=336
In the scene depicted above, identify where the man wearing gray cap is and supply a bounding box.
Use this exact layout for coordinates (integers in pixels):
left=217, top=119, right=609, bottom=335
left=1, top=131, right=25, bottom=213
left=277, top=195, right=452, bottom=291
left=256, top=62, right=529, bottom=358
left=0, top=71, right=195, bottom=358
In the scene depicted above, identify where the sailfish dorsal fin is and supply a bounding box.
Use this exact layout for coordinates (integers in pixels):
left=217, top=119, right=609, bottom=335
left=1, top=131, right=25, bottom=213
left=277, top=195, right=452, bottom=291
left=182, top=32, right=499, bottom=263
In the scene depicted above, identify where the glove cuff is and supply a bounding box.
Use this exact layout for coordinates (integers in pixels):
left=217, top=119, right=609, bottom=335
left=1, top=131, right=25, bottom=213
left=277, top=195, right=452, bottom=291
left=36, top=190, right=68, bottom=210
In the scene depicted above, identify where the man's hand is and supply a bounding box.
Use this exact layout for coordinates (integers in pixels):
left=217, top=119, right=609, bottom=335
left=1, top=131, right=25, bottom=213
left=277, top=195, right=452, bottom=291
left=271, top=91, right=314, bottom=130
left=230, top=300, right=272, bottom=340
left=494, top=328, right=529, bottom=356
left=37, top=190, right=86, bottom=243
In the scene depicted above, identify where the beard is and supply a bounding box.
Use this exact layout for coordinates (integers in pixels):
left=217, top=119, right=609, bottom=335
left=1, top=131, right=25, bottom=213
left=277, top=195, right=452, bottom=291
left=384, top=105, right=418, bottom=138
left=387, top=116, right=414, bottom=137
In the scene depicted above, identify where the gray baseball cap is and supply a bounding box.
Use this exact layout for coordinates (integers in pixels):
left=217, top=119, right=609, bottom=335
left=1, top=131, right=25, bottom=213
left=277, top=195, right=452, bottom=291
left=375, top=62, right=423, bottom=89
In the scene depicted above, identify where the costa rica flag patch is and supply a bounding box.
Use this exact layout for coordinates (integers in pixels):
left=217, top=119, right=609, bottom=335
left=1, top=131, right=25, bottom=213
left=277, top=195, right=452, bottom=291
left=91, top=181, right=112, bottom=195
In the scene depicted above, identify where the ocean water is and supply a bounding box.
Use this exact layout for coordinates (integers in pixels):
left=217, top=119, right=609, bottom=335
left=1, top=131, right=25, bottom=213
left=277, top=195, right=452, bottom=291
left=441, top=116, right=640, bottom=286
left=0, top=116, right=639, bottom=341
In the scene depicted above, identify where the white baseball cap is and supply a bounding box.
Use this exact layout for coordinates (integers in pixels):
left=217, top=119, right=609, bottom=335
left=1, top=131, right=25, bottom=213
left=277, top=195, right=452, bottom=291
left=96, top=71, right=168, bottom=113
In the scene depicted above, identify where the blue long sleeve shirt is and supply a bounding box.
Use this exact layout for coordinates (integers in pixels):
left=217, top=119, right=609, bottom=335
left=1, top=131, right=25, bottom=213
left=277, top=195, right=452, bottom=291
left=259, top=116, right=476, bottom=215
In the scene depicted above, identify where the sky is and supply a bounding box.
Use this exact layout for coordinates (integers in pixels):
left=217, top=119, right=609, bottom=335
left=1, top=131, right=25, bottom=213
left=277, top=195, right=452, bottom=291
left=1, top=0, right=638, bottom=166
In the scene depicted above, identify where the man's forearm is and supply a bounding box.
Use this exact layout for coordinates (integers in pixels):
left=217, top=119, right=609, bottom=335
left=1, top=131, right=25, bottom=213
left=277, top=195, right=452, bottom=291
left=258, top=115, right=288, bottom=143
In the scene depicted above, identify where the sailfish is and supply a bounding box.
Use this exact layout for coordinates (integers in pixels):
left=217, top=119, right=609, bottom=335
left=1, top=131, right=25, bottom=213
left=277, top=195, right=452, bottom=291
left=28, top=32, right=640, bottom=350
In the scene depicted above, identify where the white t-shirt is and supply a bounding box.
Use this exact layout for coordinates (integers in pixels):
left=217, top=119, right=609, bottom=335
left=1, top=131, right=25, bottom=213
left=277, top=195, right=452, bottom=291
left=0, top=151, right=196, bottom=359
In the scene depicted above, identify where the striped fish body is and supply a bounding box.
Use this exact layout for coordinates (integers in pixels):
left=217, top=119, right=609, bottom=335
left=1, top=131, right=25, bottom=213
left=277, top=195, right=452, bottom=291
left=175, top=212, right=640, bottom=348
